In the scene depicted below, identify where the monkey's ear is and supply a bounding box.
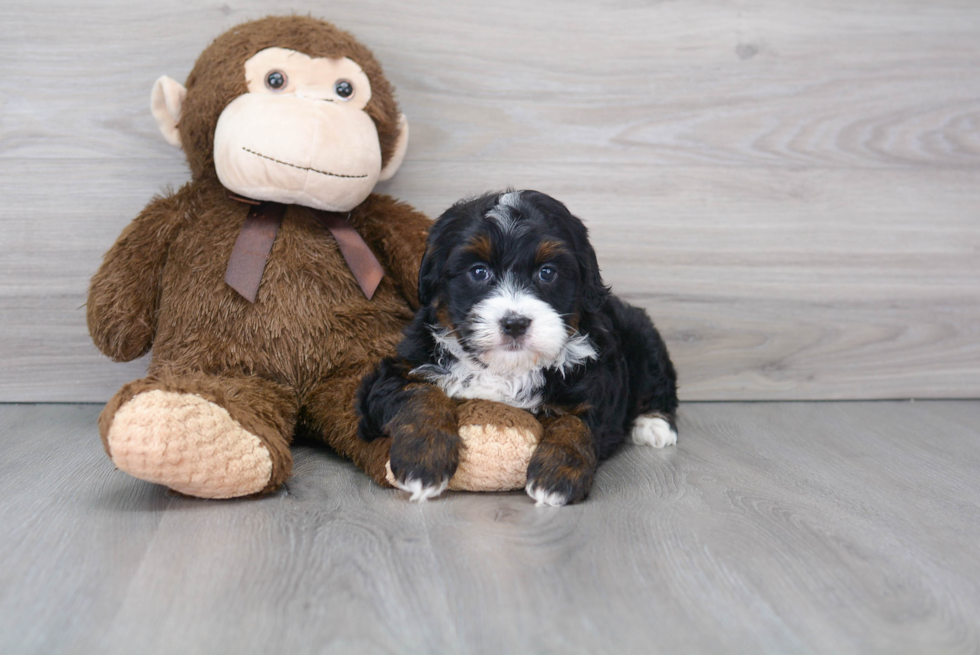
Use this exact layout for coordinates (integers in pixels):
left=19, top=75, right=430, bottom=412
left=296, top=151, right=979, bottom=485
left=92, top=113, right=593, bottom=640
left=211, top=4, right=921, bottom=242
left=378, top=114, right=409, bottom=182
left=150, top=76, right=187, bottom=149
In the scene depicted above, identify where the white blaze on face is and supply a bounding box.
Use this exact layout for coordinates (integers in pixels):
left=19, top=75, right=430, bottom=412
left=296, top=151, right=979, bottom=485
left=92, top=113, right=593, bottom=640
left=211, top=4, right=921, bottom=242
left=467, top=276, right=574, bottom=374
left=485, top=191, right=523, bottom=234
left=212, top=47, right=384, bottom=212
left=419, top=276, right=596, bottom=410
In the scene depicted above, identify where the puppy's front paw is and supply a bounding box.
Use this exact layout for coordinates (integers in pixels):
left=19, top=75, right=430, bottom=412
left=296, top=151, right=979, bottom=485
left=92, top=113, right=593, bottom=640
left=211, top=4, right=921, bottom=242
left=382, top=387, right=461, bottom=502
left=391, top=473, right=450, bottom=502
left=525, top=441, right=596, bottom=507
left=525, top=482, right=571, bottom=507
left=387, top=423, right=460, bottom=503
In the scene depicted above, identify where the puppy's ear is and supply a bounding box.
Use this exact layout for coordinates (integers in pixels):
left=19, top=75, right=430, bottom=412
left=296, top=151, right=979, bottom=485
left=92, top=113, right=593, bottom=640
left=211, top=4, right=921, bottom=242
left=419, top=195, right=496, bottom=306
left=417, top=243, right=445, bottom=307
left=578, top=239, right=609, bottom=313
left=524, top=191, right=609, bottom=313
left=417, top=207, right=458, bottom=306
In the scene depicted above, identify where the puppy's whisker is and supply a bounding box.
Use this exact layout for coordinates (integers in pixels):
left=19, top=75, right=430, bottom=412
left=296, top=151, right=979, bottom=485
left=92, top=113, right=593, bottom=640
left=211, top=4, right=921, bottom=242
left=427, top=321, right=463, bottom=342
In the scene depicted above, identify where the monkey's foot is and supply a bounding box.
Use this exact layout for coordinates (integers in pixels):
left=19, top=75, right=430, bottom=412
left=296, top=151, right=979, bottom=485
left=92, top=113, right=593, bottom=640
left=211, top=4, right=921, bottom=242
left=106, top=389, right=273, bottom=499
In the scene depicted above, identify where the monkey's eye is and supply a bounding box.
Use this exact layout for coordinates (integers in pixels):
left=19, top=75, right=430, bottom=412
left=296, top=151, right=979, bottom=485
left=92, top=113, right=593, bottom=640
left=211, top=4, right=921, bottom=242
left=538, top=266, right=558, bottom=283
left=265, top=70, right=287, bottom=91
left=334, top=79, right=354, bottom=100
left=468, top=264, right=492, bottom=283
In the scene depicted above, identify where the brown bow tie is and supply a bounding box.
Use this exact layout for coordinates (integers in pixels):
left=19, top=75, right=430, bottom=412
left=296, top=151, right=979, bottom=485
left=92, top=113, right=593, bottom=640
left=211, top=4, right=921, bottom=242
left=224, top=199, right=384, bottom=303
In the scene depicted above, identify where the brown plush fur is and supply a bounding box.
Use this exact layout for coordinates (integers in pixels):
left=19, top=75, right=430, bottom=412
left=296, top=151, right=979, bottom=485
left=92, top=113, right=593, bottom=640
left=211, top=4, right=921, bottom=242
left=88, top=17, right=429, bottom=492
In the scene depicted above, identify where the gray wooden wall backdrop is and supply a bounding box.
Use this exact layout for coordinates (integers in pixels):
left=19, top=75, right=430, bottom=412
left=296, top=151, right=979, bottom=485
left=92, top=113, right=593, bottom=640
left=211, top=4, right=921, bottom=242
left=1, top=0, right=978, bottom=402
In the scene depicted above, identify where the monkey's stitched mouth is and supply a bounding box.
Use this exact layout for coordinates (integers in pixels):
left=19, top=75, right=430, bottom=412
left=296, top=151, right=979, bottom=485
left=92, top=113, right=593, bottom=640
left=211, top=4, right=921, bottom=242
left=242, top=147, right=369, bottom=179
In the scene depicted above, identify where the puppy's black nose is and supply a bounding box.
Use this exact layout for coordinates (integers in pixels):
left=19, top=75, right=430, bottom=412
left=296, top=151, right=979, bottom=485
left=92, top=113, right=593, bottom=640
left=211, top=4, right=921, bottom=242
left=501, top=314, right=531, bottom=338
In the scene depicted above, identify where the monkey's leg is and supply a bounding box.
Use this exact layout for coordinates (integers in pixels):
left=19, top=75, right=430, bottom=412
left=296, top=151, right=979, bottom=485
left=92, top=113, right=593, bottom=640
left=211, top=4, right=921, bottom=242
left=99, top=371, right=297, bottom=499
left=303, top=370, right=395, bottom=488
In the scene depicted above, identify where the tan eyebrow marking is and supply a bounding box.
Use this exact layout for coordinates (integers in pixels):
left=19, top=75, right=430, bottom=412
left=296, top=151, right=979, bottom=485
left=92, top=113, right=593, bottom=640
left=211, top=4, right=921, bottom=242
left=463, top=233, right=494, bottom=261
left=535, top=240, right=568, bottom=263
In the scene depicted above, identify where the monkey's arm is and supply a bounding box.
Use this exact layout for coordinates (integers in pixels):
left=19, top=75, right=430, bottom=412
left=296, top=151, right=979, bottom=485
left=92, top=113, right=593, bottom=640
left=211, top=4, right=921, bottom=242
left=87, top=189, right=188, bottom=361
left=350, top=194, right=431, bottom=311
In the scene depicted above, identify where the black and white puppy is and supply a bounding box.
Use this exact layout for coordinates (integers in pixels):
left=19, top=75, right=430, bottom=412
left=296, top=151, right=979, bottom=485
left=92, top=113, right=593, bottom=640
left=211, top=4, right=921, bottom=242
left=357, top=190, right=678, bottom=505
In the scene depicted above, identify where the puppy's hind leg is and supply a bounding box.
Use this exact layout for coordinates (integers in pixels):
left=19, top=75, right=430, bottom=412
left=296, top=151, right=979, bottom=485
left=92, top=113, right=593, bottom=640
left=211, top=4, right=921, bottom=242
left=607, top=296, right=679, bottom=449
left=629, top=413, right=677, bottom=448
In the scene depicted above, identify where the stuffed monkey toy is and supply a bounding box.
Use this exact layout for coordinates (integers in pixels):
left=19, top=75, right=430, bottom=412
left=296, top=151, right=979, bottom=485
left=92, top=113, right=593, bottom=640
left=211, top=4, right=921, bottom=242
left=89, top=16, right=539, bottom=498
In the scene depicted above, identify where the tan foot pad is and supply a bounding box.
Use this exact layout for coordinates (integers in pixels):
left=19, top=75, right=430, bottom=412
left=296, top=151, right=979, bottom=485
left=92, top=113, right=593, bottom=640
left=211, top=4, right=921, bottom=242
left=107, top=390, right=273, bottom=499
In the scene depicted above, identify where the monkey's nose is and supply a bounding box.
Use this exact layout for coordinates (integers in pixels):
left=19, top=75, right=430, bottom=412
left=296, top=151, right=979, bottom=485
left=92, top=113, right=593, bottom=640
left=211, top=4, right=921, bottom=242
left=501, top=314, right=531, bottom=338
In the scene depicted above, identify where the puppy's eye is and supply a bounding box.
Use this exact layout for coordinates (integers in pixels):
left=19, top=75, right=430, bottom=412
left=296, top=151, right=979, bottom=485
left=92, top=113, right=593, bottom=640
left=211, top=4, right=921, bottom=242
left=469, top=265, right=492, bottom=283
left=265, top=70, right=287, bottom=90
left=538, top=266, right=558, bottom=283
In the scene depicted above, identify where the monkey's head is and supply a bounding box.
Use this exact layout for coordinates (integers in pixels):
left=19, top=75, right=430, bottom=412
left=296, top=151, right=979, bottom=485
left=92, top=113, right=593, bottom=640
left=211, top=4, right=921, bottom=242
left=150, top=16, right=409, bottom=212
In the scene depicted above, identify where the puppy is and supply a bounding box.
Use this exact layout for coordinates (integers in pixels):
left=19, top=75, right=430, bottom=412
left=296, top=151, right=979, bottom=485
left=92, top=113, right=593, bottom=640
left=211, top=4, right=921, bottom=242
left=357, top=190, right=678, bottom=505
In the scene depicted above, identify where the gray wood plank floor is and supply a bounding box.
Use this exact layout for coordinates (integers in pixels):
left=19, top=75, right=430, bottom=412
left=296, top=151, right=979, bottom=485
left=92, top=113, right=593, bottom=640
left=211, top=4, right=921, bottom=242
left=1, top=402, right=978, bottom=654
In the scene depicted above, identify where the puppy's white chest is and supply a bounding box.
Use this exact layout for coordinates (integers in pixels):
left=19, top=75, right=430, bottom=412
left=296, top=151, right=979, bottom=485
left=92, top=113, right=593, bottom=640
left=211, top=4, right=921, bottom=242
left=424, top=358, right=546, bottom=411
left=415, top=329, right=596, bottom=412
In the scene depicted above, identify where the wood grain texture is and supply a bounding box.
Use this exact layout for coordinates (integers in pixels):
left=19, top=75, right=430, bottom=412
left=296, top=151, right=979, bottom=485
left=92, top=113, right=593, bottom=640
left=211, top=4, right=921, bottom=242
left=1, top=0, right=979, bottom=400
left=1, top=401, right=979, bottom=654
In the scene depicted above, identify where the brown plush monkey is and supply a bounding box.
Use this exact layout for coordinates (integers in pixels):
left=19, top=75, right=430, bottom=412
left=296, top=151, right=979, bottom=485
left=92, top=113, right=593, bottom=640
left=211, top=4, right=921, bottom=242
left=88, top=16, right=436, bottom=498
